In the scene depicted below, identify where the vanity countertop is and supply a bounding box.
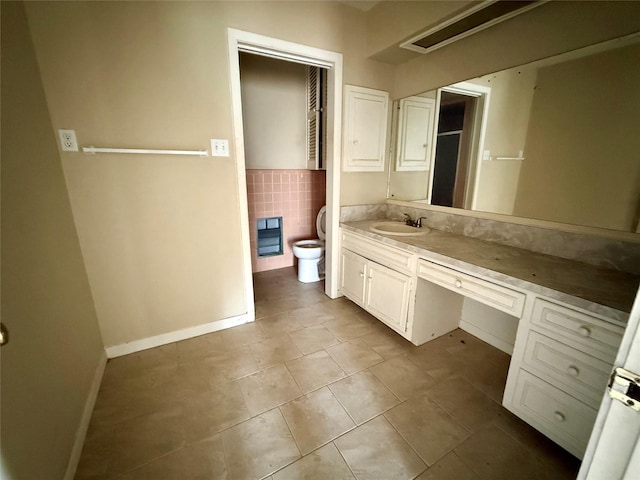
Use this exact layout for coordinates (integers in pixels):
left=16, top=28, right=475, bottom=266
left=341, top=220, right=639, bottom=321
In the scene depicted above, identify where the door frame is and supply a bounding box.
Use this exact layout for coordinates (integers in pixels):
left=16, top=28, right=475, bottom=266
left=426, top=81, right=490, bottom=209
left=227, top=29, right=344, bottom=320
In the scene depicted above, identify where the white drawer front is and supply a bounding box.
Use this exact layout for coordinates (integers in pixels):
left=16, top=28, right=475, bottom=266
left=523, top=331, right=612, bottom=409
left=417, top=259, right=525, bottom=318
left=530, top=298, right=623, bottom=361
left=511, top=370, right=597, bottom=459
left=342, top=230, right=415, bottom=273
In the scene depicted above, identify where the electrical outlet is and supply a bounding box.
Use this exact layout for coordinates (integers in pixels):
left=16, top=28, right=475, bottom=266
left=211, top=139, right=229, bottom=157
left=58, top=129, right=79, bottom=152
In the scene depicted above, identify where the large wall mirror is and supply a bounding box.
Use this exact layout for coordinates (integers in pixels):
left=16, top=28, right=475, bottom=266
left=387, top=34, right=640, bottom=234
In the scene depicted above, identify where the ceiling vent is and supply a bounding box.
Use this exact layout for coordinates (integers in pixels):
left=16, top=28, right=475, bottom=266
left=401, top=0, right=547, bottom=54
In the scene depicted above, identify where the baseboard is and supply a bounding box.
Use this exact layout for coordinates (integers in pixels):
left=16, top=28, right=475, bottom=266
left=459, top=319, right=514, bottom=355
left=64, top=350, right=107, bottom=480
left=105, top=313, right=252, bottom=358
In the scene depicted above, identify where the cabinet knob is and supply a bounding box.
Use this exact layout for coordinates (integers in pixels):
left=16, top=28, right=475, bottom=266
left=567, top=366, right=580, bottom=377
left=553, top=411, right=566, bottom=422
left=455, top=279, right=462, bottom=288
left=578, top=326, right=591, bottom=337
left=359, top=272, right=365, bottom=278
left=353, top=139, right=359, bottom=145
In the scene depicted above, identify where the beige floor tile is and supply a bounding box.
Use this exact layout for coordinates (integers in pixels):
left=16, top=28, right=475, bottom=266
left=220, top=321, right=269, bottom=347
left=221, top=409, right=301, bottom=480
left=322, top=297, right=361, bottom=316
left=491, top=409, right=580, bottom=478
left=326, top=338, right=384, bottom=374
left=87, top=406, right=186, bottom=478
left=288, top=325, right=339, bottom=355
left=323, top=315, right=375, bottom=341
left=461, top=353, right=510, bottom=402
left=289, top=304, right=336, bottom=327
left=280, top=387, right=355, bottom=455
left=176, top=331, right=227, bottom=362
left=250, top=335, right=303, bottom=369
left=425, top=377, right=502, bottom=432
left=100, top=343, right=178, bottom=389
left=360, top=328, right=416, bottom=359
left=182, top=381, right=251, bottom=442
left=272, top=443, right=355, bottom=480
left=370, top=356, right=437, bottom=400
left=114, top=435, right=228, bottom=480
left=79, top=275, right=579, bottom=480
left=285, top=350, right=346, bottom=393
left=237, top=364, right=303, bottom=416
left=406, top=345, right=467, bottom=381
left=415, top=451, right=480, bottom=480
left=385, top=393, right=470, bottom=466
left=258, top=312, right=304, bottom=337
left=329, top=370, right=399, bottom=425
left=454, top=425, right=552, bottom=480
left=205, top=346, right=261, bottom=385
left=335, top=416, right=426, bottom=480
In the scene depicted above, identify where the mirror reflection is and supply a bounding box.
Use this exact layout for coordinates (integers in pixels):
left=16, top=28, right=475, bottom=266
left=388, top=35, right=640, bottom=233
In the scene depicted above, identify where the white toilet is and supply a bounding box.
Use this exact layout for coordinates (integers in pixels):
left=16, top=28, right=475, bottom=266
left=292, top=206, right=326, bottom=283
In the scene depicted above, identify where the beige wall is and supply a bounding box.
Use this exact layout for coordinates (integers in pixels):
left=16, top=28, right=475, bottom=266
left=240, top=53, right=308, bottom=169
left=513, top=43, right=640, bottom=231
left=1, top=2, right=104, bottom=478
left=24, top=1, right=394, bottom=347
left=471, top=67, right=536, bottom=214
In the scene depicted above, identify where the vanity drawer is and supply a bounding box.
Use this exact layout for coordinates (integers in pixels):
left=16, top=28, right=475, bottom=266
left=417, top=259, right=525, bottom=317
left=510, top=370, right=597, bottom=459
left=342, top=230, right=415, bottom=273
left=522, top=330, right=611, bottom=409
left=530, top=298, right=623, bottom=362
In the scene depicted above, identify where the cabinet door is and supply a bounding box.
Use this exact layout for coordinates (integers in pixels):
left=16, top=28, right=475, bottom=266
left=396, top=96, right=436, bottom=171
left=342, top=85, right=389, bottom=172
left=340, top=249, right=367, bottom=306
left=365, top=262, right=412, bottom=332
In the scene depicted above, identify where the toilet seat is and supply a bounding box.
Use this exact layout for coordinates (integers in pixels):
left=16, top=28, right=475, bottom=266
left=316, top=206, right=326, bottom=240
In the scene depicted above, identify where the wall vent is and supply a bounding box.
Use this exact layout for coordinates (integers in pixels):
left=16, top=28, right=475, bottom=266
left=400, top=0, right=547, bottom=55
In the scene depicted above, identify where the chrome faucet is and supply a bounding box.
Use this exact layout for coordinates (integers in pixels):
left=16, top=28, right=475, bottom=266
left=403, top=213, right=428, bottom=228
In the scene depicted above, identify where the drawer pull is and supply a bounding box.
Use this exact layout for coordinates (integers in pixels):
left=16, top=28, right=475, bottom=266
left=567, top=366, right=580, bottom=377
left=554, top=411, right=566, bottom=422
left=455, top=279, right=462, bottom=288
left=578, top=326, right=591, bottom=337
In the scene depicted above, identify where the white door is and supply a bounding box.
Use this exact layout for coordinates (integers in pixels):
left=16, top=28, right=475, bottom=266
left=578, top=285, right=640, bottom=479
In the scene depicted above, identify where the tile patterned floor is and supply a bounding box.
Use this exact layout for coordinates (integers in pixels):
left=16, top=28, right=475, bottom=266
left=76, top=267, right=581, bottom=479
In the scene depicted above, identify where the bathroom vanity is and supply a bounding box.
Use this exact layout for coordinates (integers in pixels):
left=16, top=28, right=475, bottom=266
left=339, top=220, right=639, bottom=459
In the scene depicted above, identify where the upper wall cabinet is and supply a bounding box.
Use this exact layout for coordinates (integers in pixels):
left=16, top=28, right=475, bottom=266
left=396, top=96, right=435, bottom=171
left=342, top=85, right=389, bottom=172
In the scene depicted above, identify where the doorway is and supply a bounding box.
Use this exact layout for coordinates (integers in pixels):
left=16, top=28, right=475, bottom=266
left=227, top=29, right=343, bottom=321
left=427, top=82, right=491, bottom=210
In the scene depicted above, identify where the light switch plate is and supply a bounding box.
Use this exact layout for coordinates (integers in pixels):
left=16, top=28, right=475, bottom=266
left=482, top=149, right=491, bottom=161
left=211, top=139, right=229, bottom=157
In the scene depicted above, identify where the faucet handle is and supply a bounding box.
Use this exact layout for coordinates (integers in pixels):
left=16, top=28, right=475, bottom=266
left=402, top=213, right=412, bottom=225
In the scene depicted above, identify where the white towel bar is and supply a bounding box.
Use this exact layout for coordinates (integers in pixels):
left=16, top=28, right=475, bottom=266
left=82, top=146, right=209, bottom=156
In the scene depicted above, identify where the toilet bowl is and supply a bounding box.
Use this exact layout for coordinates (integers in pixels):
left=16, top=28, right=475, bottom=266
left=292, top=206, right=326, bottom=283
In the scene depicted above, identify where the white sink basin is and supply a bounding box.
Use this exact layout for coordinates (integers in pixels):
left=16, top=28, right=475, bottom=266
left=369, top=221, right=430, bottom=236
